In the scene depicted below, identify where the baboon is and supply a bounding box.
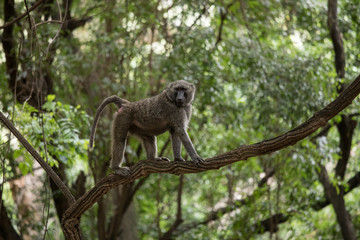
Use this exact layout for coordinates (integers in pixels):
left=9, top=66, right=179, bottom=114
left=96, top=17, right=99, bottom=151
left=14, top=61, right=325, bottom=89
left=89, top=80, right=204, bottom=176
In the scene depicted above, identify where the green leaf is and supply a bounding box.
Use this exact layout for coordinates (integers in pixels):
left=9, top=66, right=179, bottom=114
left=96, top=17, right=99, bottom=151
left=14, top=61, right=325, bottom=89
left=13, top=149, right=22, bottom=159
left=18, top=161, right=30, bottom=175
left=47, top=94, right=56, bottom=102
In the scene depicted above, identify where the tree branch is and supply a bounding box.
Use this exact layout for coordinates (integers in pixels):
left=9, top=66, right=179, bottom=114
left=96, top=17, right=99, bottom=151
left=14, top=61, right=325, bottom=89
left=256, top=213, right=290, bottom=233
left=174, top=168, right=275, bottom=235
left=318, top=164, right=356, bottom=240
left=327, top=0, right=345, bottom=79
left=215, top=1, right=235, bottom=46
left=249, top=170, right=360, bottom=235
left=335, top=115, right=356, bottom=179
left=313, top=171, right=360, bottom=210
left=0, top=0, right=45, bottom=29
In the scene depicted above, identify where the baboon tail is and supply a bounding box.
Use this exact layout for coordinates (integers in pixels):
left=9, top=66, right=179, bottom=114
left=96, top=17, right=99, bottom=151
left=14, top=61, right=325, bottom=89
left=89, top=95, right=123, bottom=151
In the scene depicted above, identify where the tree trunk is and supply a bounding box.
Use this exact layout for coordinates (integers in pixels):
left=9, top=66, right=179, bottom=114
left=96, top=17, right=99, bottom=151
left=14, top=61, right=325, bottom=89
left=323, top=1, right=357, bottom=239
left=318, top=166, right=356, bottom=240
left=0, top=201, right=22, bottom=240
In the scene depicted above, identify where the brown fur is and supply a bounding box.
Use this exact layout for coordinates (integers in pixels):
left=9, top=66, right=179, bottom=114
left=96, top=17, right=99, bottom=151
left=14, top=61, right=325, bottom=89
left=89, top=80, right=203, bottom=176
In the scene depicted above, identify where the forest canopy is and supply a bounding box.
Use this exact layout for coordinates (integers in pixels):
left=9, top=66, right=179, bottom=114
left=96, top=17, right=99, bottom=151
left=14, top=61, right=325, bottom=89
left=1, top=0, right=360, bottom=239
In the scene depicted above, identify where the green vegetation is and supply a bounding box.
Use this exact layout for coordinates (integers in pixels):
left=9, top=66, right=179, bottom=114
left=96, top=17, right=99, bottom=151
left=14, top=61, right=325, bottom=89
left=1, top=0, right=360, bottom=239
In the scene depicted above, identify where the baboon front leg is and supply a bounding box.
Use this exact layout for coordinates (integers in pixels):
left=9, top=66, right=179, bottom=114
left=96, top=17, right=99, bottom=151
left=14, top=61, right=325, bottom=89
left=176, top=129, right=203, bottom=164
left=142, top=135, right=170, bottom=162
left=171, top=133, right=185, bottom=162
left=111, top=113, right=131, bottom=176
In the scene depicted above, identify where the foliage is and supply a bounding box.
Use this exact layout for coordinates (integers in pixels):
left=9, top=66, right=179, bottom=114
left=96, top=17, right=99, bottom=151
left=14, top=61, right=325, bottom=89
left=1, top=0, right=360, bottom=239
left=2, top=96, right=89, bottom=177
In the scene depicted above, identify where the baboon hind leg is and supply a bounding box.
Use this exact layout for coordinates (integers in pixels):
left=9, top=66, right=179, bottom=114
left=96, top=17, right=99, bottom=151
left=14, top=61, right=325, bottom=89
left=111, top=112, right=131, bottom=176
left=141, top=135, right=170, bottom=162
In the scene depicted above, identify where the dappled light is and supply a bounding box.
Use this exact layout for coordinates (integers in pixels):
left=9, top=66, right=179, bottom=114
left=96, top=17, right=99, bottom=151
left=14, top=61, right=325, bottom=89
left=1, top=0, right=360, bottom=239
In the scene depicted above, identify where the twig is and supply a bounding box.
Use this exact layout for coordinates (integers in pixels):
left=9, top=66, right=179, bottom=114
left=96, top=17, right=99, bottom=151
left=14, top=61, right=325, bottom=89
left=23, top=0, right=32, bottom=29
left=34, top=20, right=63, bottom=28
left=46, top=0, right=69, bottom=56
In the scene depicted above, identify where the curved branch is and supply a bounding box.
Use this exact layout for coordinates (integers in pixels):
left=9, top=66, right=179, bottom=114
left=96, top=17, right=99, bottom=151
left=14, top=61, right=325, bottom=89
left=61, top=73, right=360, bottom=239
left=0, top=0, right=45, bottom=29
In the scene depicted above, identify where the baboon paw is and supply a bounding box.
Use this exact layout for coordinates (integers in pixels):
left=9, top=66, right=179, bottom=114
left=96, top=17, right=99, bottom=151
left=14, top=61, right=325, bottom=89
left=192, top=156, right=204, bottom=165
left=114, top=167, right=131, bottom=177
left=174, top=157, right=186, bottom=162
left=155, top=157, right=171, bottom=162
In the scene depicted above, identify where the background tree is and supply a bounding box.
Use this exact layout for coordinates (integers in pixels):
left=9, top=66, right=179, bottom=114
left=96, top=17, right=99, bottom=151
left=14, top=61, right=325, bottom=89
left=1, top=0, right=360, bottom=239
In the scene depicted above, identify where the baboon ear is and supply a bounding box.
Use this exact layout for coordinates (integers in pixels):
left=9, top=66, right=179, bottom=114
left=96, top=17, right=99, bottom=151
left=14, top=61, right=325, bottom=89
left=167, top=82, right=174, bottom=89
